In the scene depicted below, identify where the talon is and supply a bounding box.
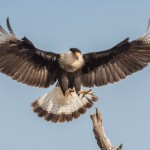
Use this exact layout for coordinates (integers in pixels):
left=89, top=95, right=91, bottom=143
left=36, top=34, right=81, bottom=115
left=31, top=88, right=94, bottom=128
left=78, top=89, right=92, bottom=98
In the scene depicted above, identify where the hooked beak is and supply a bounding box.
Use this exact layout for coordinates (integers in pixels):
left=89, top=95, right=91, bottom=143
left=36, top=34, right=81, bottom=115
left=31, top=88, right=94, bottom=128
left=73, top=52, right=80, bottom=61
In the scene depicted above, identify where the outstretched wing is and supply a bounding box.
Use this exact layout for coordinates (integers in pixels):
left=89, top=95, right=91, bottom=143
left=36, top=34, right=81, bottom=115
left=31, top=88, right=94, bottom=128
left=81, top=33, right=150, bottom=87
left=0, top=18, right=60, bottom=88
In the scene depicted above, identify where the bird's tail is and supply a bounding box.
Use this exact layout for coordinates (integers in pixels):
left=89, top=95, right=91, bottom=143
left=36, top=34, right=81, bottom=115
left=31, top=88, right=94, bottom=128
left=31, top=86, right=98, bottom=123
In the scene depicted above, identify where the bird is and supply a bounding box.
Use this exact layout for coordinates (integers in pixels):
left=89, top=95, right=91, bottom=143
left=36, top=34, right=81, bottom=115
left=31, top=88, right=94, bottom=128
left=0, top=18, right=150, bottom=123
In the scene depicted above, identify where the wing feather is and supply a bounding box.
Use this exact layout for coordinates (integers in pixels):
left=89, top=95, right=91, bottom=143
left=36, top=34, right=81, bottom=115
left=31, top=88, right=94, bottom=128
left=94, top=67, right=100, bottom=86
left=0, top=19, right=60, bottom=88
left=100, top=65, right=108, bottom=85
left=82, top=32, right=150, bottom=87
left=108, top=63, right=119, bottom=82
left=113, top=62, right=126, bottom=79
left=12, top=60, right=27, bottom=80
left=6, top=18, right=15, bottom=36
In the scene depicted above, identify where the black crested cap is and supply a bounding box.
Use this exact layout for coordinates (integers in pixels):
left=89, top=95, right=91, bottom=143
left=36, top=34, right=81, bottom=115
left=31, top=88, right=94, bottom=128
left=70, top=48, right=81, bottom=53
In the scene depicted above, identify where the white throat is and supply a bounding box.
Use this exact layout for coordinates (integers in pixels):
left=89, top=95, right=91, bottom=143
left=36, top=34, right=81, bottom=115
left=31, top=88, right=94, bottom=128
left=59, top=51, right=85, bottom=72
left=64, top=52, right=77, bottom=64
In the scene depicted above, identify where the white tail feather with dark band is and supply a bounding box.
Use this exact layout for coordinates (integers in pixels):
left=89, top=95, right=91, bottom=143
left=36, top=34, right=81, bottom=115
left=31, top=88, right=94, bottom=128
left=31, top=86, right=98, bottom=123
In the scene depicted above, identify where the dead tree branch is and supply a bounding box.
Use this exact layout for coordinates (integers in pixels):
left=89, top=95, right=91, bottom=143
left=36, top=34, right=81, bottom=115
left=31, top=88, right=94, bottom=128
left=90, top=108, right=123, bottom=150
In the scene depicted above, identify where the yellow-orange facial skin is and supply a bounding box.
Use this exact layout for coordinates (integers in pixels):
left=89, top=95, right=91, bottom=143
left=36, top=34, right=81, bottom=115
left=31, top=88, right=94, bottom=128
left=72, top=52, right=81, bottom=60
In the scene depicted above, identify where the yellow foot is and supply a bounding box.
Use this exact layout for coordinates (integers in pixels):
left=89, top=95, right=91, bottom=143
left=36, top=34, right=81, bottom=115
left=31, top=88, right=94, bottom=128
left=78, top=89, right=93, bottom=98
left=78, top=89, right=98, bottom=102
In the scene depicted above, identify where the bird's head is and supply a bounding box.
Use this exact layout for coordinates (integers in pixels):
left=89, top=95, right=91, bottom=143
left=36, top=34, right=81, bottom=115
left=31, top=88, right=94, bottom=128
left=69, top=48, right=81, bottom=61
left=58, top=48, right=84, bottom=71
left=60, top=48, right=83, bottom=68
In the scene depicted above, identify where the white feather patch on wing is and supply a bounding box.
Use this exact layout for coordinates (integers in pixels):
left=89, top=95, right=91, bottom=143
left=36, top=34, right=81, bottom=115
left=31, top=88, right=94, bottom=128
left=31, top=86, right=98, bottom=123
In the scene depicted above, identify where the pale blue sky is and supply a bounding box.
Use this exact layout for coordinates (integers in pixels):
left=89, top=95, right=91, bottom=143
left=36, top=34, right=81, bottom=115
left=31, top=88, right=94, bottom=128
left=0, top=1, right=150, bottom=150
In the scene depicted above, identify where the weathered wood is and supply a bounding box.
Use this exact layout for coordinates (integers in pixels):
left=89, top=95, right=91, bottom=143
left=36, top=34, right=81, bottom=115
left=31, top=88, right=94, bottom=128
left=90, top=108, right=123, bottom=150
